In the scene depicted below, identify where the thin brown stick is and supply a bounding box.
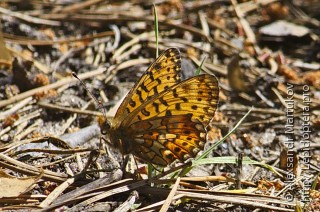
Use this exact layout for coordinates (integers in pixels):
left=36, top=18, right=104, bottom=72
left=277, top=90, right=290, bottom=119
left=0, top=67, right=105, bottom=108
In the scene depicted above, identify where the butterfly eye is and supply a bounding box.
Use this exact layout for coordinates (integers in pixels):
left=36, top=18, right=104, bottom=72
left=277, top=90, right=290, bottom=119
left=97, top=115, right=110, bottom=135
left=100, top=122, right=110, bottom=135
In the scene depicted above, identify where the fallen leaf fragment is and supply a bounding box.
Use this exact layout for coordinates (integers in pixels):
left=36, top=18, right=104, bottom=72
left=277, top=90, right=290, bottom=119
left=0, top=169, right=42, bottom=198
left=259, top=20, right=309, bottom=37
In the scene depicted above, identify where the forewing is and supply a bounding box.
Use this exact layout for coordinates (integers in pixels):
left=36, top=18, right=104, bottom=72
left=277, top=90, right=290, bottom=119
left=112, top=48, right=182, bottom=127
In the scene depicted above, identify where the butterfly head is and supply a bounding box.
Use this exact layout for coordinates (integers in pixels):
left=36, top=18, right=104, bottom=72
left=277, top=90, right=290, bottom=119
left=97, top=115, right=133, bottom=155
left=97, top=115, right=115, bottom=148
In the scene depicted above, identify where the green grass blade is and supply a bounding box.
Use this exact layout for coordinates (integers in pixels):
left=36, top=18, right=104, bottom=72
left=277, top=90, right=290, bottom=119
left=193, top=156, right=282, bottom=176
left=197, top=107, right=254, bottom=160
left=153, top=4, right=159, bottom=57
left=195, top=55, right=207, bottom=75
left=179, top=107, right=253, bottom=176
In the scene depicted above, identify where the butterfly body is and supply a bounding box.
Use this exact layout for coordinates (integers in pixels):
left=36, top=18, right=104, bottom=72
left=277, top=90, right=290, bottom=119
left=105, top=48, right=219, bottom=166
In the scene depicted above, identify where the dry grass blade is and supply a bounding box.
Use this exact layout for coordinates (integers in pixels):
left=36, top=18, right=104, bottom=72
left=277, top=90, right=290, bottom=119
left=136, top=194, right=184, bottom=212
left=69, top=180, right=147, bottom=210
left=160, top=177, right=181, bottom=212
left=0, top=7, right=60, bottom=26
left=177, top=190, right=295, bottom=211
left=113, top=190, right=139, bottom=212
left=41, top=170, right=124, bottom=210
left=39, top=177, right=76, bottom=208
left=137, top=186, right=295, bottom=211
left=0, top=153, right=67, bottom=183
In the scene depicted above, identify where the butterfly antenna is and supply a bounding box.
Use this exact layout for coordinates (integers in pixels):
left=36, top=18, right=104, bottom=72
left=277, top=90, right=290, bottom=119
left=72, top=72, right=108, bottom=120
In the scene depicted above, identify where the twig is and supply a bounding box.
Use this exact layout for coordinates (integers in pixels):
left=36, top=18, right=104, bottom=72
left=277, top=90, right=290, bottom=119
left=51, top=0, right=105, bottom=14
left=230, top=0, right=256, bottom=43
left=3, top=31, right=114, bottom=46
left=0, top=97, right=33, bottom=120
left=0, top=7, right=60, bottom=26
left=0, top=67, right=105, bottom=108
left=38, top=101, right=103, bottom=117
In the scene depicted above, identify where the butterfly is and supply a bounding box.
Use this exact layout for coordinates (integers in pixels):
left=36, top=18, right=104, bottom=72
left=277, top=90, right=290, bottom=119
left=101, top=48, right=219, bottom=166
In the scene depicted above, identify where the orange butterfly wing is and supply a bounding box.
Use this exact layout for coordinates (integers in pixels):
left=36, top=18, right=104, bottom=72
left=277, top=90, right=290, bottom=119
left=109, top=48, right=219, bottom=165
left=112, top=48, right=182, bottom=128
